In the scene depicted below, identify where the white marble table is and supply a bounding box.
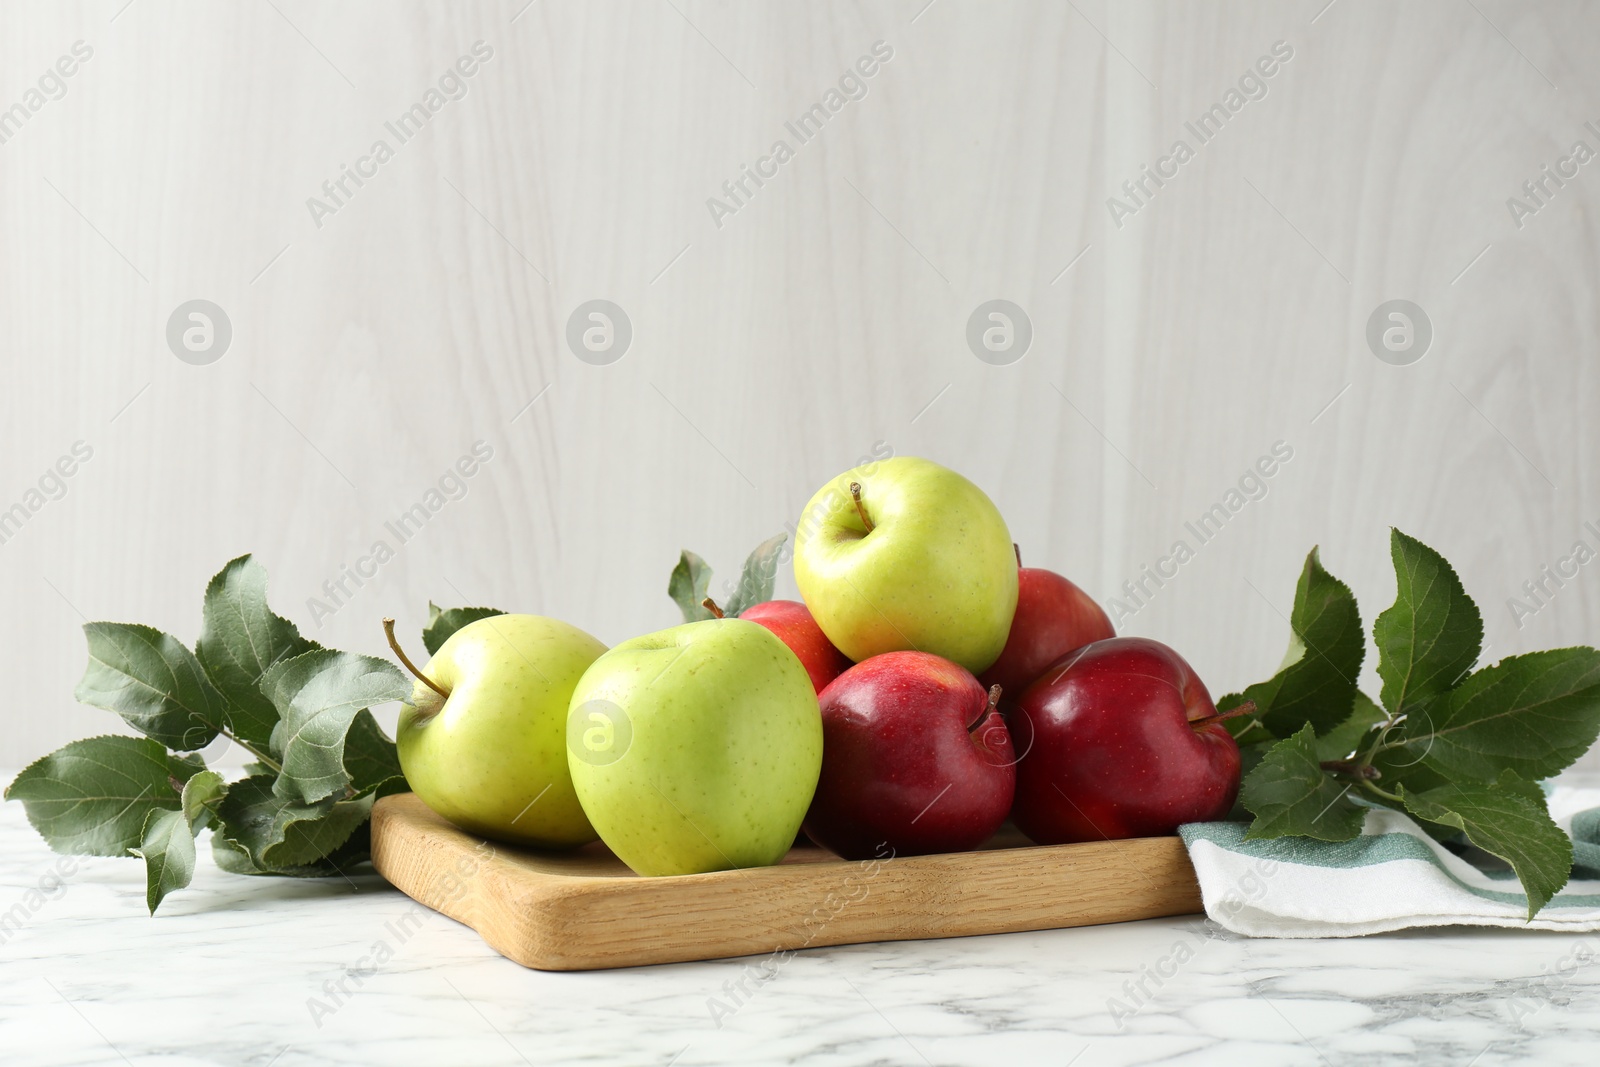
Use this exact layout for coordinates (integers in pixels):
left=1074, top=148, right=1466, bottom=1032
left=2, top=796, right=1596, bottom=1066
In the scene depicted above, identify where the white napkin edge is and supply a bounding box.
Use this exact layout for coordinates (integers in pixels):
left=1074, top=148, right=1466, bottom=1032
left=1189, top=788, right=1600, bottom=938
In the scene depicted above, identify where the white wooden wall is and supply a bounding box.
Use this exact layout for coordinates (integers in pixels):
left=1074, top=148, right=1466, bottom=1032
left=3, top=0, right=1597, bottom=769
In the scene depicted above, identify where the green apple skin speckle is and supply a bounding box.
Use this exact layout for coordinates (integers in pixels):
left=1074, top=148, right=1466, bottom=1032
left=396, top=614, right=606, bottom=848
left=794, top=456, right=1018, bottom=674
left=566, top=618, right=823, bottom=877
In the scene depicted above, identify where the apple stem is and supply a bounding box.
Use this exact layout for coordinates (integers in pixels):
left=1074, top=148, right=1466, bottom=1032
left=1188, top=699, right=1256, bottom=731
left=383, top=618, right=450, bottom=699
left=967, top=684, right=1003, bottom=732
left=701, top=597, right=726, bottom=619
left=1014, top=543, right=1022, bottom=568
left=849, top=481, right=874, bottom=533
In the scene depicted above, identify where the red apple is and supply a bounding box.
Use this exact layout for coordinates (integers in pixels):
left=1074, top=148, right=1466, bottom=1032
left=1011, top=637, right=1240, bottom=843
left=802, top=651, right=1015, bottom=859
left=739, top=599, right=851, bottom=694
left=979, top=552, right=1114, bottom=699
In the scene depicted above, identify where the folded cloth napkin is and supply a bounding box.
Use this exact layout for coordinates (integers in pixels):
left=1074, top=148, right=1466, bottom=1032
left=1178, top=785, right=1600, bottom=937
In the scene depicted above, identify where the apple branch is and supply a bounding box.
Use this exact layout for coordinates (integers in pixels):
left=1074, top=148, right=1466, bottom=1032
left=1320, top=758, right=1382, bottom=780
left=382, top=617, right=450, bottom=699
left=701, top=597, right=726, bottom=619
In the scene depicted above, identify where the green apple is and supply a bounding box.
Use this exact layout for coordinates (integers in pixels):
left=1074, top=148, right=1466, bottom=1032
left=396, top=614, right=606, bottom=848
left=793, top=455, right=1017, bottom=673
left=566, top=618, right=821, bottom=876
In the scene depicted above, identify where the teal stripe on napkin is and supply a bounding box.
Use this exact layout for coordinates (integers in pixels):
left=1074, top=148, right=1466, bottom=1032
left=1179, top=819, right=1600, bottom=910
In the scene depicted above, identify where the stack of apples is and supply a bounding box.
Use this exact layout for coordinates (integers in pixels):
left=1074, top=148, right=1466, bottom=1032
left=395, top=458, right=1242, bottom=875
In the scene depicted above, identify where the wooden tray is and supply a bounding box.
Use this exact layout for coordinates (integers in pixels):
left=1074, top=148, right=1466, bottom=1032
left=370, top=792, right=1202, bottom=971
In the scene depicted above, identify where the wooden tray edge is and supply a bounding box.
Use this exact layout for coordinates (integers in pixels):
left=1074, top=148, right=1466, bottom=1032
left=371, top=793, right=1204, bottom=971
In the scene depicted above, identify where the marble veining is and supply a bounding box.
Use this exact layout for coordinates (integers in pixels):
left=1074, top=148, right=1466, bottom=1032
left=2, top=797, right=1597, bottom=1066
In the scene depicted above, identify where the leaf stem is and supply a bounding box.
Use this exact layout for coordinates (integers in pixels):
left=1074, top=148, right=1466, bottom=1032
left=1231, top=716, right=1272, bottom=742
left=226, top=731, right=282, bottom=774
left=1360, top=779, right=1403, bottom=804
left=1353, top=714, right=1405, bottom=774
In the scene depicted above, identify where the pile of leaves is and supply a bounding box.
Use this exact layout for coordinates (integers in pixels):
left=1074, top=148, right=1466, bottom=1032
left=3, top=555, right=498, bottom=912
left=1226, top=530, right=1600, bottom=917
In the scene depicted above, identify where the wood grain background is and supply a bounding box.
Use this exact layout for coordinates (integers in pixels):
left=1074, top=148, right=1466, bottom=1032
left=2, top=0, right=1596, bottom=769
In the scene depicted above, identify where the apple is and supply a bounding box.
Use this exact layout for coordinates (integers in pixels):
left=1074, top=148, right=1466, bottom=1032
left=979, top=549, right=1114, bottom=698
left=393, top=614, right=606, bottom=848
left=737, top=599, right=851, bottom=694
left=793, top=456, right=1018, bottom=674
left=802, top=651, right=1015, bottom=859
left=566, top=618, right=821, bottom=876
left=1010, top=637, right=1241, bottom=843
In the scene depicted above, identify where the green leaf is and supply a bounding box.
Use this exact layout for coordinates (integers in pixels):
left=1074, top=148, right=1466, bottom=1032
left=1225, top=738, right=1277, bottom=820
left=131, top=810, right=191, bottom=912
left=1315, top=691, right=1387, bottom=762
left=212, top=774, right=375, bottom=874
left=181, top=768, right=228, bottom=827
left=195, top=554, right=318, bottom=751
left=1237, top=548, right=1365, bottom=738
left=1374, top=529, right=1483, bottom=719
left=74, top=623, right=227, bottom=751
left=129, top=771, right=226, bottom=914
left=1240, top=724, right=1367, bottom=842
left=239, top=775, right=402, bottom=875
left=168, top=751, right=208, bottom=784
left=342, top=709, right=404, bottom=796
left=1398, top=647, right=1600, bottom=783
left=423, top=602, right=505, bottom=657
left=366, top=774, right=409, bottom=802
left=724, top=534, right=788, bottom=618
left=1399, top=773, right=1573, bottom=918
left=668, top=550, right=716, bottom=623
left=266, top=796, right=375, bottom=868
left=211, top=835, right=261, bottom=876
left=1368, top=743, right=1452, bottom=794
left=263, top=650, right=410, bottom=804
left=4, top=736, right=190, bottom=855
